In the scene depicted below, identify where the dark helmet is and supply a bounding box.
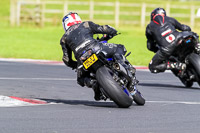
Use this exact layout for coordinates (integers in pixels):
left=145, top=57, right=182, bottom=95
left=151, top=8, right=166, bottom=21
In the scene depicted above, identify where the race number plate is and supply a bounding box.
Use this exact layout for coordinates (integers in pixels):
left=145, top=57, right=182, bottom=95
left=83, top=54, right=98, bottom=69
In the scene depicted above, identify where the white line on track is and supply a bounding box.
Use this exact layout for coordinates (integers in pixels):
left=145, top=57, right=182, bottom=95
left=0, top=78, right=178, bottom=82
left=0, top=77, right=76, bottom=80
left=147, top=101, right=200, bottom=105
left=1, top=93, right=200, bottom=107
left=140, top=80, right=178, bottom=82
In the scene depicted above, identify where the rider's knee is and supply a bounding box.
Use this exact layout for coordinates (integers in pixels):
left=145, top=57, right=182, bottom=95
left=149, top=64, right=158, bottom=73
left=149, top=62, right=161, bottom=73
left=149, top=62, right=167, bottom=73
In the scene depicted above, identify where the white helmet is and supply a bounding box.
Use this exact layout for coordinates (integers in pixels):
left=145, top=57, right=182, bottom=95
left=62, top=12, right=82, bottom=32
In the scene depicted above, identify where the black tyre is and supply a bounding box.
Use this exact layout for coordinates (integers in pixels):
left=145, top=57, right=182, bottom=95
left=180, top=78, right=193, bottom=88
left=132, top=90, right=145, bottom=106
left=188, top=53, right=200, bottom=86
left=171, top=70, right=193, bottom=88
left=96, top=66, right=133, bottom=108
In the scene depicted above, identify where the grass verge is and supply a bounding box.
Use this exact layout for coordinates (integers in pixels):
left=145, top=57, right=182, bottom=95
left=0, top=23, right=153, bottom=66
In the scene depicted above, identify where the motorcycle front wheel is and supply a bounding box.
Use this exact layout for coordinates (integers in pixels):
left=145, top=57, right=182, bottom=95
left=188, top=53, right=200, bottom=86
left=132, top=89, right=145, bottom=105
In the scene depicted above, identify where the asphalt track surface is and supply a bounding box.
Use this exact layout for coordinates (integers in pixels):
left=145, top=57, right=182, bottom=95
left=0, top=61, right=200, bottom=133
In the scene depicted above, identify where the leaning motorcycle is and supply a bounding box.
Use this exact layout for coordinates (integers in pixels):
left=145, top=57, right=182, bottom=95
left=78, top=34, right=145, bottom=108
left=168, top=31, right=200, bottom=87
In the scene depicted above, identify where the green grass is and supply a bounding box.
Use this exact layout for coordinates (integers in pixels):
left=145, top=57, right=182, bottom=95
left=0, top=24, right=63, bottom=60
left=0, top=23, right=152, bottom=66
left=110, top=27, right=154, bottom=66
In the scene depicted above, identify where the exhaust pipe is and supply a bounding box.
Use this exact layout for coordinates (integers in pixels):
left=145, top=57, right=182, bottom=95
left=113, top=63, right=127, bottom=75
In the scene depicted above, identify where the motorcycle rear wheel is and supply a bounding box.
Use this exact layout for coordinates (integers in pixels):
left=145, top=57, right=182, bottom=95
left=171, top=70, right=193, bottom=88
left=180, top=78, right=193, bottom=88
left=96, top=66, right=133, bottom=108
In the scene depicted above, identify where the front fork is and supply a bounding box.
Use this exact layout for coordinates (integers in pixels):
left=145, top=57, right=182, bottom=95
left=129, top=76, right=139, bottom=94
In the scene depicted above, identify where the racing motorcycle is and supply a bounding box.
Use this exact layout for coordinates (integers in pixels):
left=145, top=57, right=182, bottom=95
left=167, top=31, right=200, bottom=87
left=78, top=34, right=145, bottom=108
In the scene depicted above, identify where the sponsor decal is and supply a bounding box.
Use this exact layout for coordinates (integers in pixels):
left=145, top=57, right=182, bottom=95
left=75, top=40, right=91, bottom=51
left=161, top=29, right=172, bottom=36
left=165, top=34, right=175, bottom=43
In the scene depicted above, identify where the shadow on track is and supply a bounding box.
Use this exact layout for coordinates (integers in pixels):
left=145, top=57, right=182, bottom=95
left=139, top=83, right=200, bottom=90
left=38, top=98, right=137, bottom=108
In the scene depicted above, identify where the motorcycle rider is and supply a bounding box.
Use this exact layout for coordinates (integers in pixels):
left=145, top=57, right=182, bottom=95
left=60, top=12, right=135, bottom=100
left=146, top=7, right=200, bottom=76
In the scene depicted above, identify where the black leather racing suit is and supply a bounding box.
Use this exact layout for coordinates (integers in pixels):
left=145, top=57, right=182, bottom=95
left=146, top=15, right=192, bottom=73
left=60, top=21, right=127, bottom=86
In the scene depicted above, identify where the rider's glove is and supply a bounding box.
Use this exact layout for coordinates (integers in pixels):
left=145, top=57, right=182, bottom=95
left=107, top=25, right=117, bottom=36
left=193, top=32, right=199, bottom=38
left=182, top=24, right=191, bottom=31
left=195, top=43, right=200, bottom=54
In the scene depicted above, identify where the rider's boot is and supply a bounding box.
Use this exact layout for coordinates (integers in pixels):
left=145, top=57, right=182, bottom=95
left=84, top=77, right=95, bottom=88
left=92, top=83, right=102, bottom=101
left=166, top=62, right=186, bottom=78
left=115, top=54, right=136, bottom=77
left=121, top=63, right=136, bottom=79
left=126, top=62, right=136, bottom=77
left=84, top=77, right=101, bottom=101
